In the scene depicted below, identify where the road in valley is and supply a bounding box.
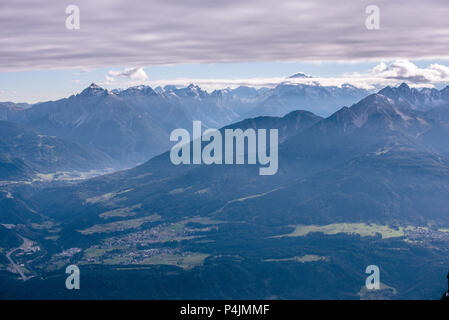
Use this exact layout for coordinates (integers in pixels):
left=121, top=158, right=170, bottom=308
left=5, top=235, right=34, bottom=281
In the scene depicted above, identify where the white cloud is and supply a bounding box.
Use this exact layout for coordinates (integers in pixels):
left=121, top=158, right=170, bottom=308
left=105, top=75, right=115, bottom=83
left=107, top=67, right=148, bottom=82
left=99, top=60, right=449, bottom=92
left=369, top=60, right=449, bottom=84
left=372, top=62, right=387, bottom=74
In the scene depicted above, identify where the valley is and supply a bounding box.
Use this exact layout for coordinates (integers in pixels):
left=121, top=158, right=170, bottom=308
left=2, top=82, right=449, bottom=299
left=2, top=213, right=449, bottom=299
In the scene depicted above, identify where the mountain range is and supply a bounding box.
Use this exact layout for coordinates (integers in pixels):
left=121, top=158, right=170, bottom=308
left=3, top=82, right=449, bottom=299
left=0, top=80, right=370, bottom=177
left=0, top=120, right=113, bottom=180
left=25, top=83, right=449, bottom=231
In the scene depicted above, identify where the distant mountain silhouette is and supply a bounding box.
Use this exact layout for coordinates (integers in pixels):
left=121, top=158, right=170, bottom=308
left=288, top=72, right=312, bottom=79
left=0, top=120, right=112, bottom=180
left=379, top=82, right=449, bottom=110
left=0, top=82, right=370, bottom=170
left=244, top=83, right=370, bottom=118
left=29, top=83, right=449, bottom=234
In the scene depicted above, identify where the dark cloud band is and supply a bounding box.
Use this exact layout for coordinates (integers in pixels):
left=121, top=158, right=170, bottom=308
left=1, top=0, right=449, bottom=71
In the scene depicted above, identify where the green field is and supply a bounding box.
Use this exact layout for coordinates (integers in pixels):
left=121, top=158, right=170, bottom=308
left=78, top=214, right=161, bottom=235
left=142, top=253, right=210, bottom=270
left=99, top=204, right=142, bottom=219
left=264, top=255, right=328, bottom=263
left=273, top=223, right=405, bottom=239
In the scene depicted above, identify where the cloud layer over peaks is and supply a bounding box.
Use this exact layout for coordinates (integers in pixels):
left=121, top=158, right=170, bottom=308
left=1, top=0, right=449, bottom=71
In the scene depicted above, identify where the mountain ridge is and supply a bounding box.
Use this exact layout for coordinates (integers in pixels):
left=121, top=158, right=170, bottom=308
left=33, top=83, right=449, bottom=228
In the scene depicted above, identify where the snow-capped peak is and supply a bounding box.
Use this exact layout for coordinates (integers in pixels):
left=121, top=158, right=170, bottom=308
left=79, top=83, right=109, bottom=96
left=288, top=72, right=312, bottom=79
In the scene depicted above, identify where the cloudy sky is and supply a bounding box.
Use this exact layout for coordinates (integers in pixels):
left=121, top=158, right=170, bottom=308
left=1, top=0, right=449, bottom=102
